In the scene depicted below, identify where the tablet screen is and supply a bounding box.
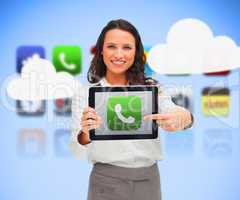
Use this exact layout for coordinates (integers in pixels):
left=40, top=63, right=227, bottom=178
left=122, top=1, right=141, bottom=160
left=89, top=86, right=158, bottom=140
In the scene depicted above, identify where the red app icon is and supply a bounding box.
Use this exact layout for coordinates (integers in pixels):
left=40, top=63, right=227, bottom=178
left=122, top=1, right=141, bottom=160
left=54, top=98, right=71, bottom=115
left=204, top=67, right=230, bottom=76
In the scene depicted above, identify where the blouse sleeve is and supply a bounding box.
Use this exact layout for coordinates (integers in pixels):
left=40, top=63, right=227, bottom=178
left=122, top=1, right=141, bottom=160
left=69, top=86, right=89, bottom=158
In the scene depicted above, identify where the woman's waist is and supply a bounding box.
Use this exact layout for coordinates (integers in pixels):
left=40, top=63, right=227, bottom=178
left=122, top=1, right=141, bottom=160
left=92, top=162, right=159, bottom=181
left=87, top=140, right=163, bottom=168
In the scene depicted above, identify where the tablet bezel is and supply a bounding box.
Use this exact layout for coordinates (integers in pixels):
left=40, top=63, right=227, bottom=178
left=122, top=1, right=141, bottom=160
left=89, top=86, right=158, bottom=140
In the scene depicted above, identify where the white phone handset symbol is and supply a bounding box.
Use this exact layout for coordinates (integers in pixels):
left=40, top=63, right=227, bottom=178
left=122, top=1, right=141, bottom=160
left=115, top=104, right=135, bottom=124
left=59, top=52, right=76, bottom=70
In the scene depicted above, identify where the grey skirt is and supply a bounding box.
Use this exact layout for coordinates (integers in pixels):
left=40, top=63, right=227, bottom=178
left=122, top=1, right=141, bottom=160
left=87, top=163, right=161, bottom=200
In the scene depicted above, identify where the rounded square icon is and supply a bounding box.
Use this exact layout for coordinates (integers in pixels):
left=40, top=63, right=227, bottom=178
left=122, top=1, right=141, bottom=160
left=16, top=100, right=45, bottom=116
left=16, top=46, right=45, bottom=73
left=52, top=45, right=82, bottom=75
left=54, top=98, right=71, bottom=116
left=17, top=129, right=46, bottom=158
left=107, top=96, right=142, bottom=130
left=172, top=93, right=192, bottom=112
left=202, top=87, right=230, bottom=117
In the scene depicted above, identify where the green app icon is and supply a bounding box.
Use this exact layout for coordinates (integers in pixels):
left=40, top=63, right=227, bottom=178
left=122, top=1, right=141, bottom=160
left=107, top=96, right=142, bottom=130
left=52, top=46, right=82, bottom=75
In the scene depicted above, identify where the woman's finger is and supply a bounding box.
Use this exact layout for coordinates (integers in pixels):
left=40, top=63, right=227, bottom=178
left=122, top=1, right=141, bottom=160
left=157, top=119, right=172, bottom=127
left=158, top=119, right=178, bottom=131
left=81, top=112, right=98, bottom=121
left=82, top=107, right=96, bottom=118
left=81, top=119, right=95, bottom=127
left=81, top=116, right=102, bottom=126
left=87, top=124, right=99, bottom=131
left=82, top=107, right=96, bottom=114
left=82, top=122, right=101, bottom=131
left=144, top=114, right=171, bottom=121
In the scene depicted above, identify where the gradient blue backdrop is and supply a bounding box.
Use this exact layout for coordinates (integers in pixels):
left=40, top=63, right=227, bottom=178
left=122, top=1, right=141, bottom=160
left=1, top=1, right=240, bottom=200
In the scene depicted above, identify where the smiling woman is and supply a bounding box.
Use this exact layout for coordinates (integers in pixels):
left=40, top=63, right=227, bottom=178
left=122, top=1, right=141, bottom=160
left=71, top=19, right=193, bottom=200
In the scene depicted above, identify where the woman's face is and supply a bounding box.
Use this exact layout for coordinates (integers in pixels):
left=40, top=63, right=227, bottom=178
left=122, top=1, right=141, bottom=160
left=102, top=29, right=136, bottom=76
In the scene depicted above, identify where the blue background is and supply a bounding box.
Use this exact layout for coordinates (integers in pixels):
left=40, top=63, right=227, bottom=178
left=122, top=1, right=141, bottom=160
left=0, top=1, right=240, bottom=200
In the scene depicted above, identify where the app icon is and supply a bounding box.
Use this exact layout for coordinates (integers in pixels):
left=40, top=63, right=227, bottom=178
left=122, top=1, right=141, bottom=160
left=204, top=69, right=230, bottom=76
left=17, top=129, right=46, bottom=158
left=16, top=100, right=45, bottom=116
left=203, top=129, right=232, bottom=158
left=54, top=98, right=71, bottom=116
left=144, top=46, right=155, bottom=77
left=172, top=93, right=192, bottom=111
left=202, top=87, right=230, bottom=116
left=90, top=45, right=96, bottom=55
left=167, top=86, right=193, bottom=112
left=107, top=96, right=142, bottom=130
left=52, top=45, right=82, bottom=75
left=16, top=46, right=45, bottom=116
left=54, top=129, right=71, bottom=157
left=16, top=46, right=45, bottom=73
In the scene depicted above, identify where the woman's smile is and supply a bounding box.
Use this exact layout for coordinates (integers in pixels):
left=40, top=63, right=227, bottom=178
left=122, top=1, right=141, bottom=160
left=111, top=59, right=126, bottom=66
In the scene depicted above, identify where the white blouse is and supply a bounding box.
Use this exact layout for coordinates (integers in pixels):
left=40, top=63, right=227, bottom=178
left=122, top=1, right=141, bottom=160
left=70, top=78, right=181, bottom=168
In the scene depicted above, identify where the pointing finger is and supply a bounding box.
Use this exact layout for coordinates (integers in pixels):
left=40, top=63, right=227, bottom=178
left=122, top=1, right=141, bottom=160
left=144, top=114, right=171, bottom=121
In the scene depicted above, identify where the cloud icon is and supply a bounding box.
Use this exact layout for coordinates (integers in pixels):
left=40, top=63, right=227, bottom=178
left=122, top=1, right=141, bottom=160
left=147, top=18, right=240, bottom=74
left=7, top=55, right=80, bottom=100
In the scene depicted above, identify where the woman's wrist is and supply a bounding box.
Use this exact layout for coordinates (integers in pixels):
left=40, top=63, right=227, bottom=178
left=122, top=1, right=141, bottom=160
left=77, top=130, right=91, bottom=145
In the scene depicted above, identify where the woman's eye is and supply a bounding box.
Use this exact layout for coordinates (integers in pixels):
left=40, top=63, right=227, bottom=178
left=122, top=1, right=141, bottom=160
left=123, top=46, right=132, bottom=50
left=107, top=45, right=115, bottom=49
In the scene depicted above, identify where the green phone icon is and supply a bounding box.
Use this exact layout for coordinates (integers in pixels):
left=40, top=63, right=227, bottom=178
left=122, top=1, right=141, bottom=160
left=107, top=96, right=142, bottom=130
left=52, top=46, right=82, bottom=75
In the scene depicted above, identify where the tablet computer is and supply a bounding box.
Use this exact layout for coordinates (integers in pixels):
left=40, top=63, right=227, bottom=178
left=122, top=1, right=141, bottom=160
left=88, top=86, right=158, bottom=140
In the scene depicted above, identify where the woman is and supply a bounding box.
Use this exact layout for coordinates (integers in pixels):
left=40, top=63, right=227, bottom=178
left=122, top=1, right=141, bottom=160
left=71, top=19, right=193, bottom=200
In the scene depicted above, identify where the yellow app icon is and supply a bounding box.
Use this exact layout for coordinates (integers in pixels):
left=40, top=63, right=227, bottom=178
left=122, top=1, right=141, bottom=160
left=202, top=87, right=230, bottom=116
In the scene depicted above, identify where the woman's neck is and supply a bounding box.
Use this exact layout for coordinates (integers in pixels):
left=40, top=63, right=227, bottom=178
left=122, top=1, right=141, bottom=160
left=105, top=72, right=128, bottom=85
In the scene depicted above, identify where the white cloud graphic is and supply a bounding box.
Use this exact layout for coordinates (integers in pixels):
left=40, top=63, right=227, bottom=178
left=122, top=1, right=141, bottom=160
left=7, top=56, right=80, bottom=100
left=147, top=18, right=240, bottom=74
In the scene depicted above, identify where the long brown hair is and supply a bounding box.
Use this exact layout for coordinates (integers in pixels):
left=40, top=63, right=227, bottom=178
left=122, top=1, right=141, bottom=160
left=88, top=19, right=148, bottom=85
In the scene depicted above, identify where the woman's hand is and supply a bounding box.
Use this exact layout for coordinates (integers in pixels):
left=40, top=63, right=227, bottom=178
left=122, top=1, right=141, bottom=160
left=144, top=109, right=192, bottom=132
left=78, top=107, right=102, bottom=145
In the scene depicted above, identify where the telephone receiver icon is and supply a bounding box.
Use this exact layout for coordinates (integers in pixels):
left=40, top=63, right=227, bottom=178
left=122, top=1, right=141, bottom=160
left=114, top=104, right=135, bottom=124
left=59, top=52, right=76, bottom=70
